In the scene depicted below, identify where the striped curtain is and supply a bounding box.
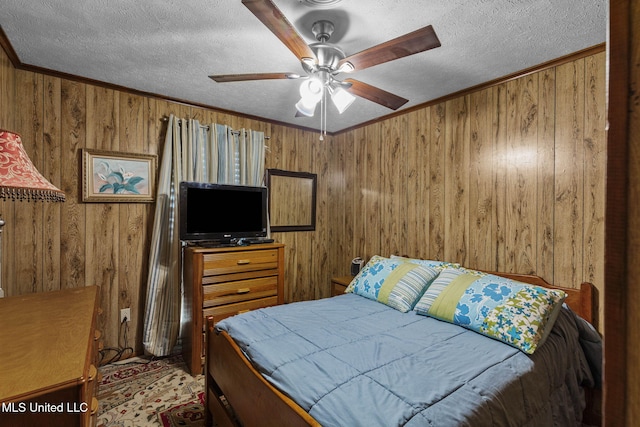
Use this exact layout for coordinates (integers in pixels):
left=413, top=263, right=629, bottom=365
left=142, top=115, right=266, bottom=356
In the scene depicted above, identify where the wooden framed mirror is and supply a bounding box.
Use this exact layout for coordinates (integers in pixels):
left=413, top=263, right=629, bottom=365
left=266, top=169, right=317, bottom=232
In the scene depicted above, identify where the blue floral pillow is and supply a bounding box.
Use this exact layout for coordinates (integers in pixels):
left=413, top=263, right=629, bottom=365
left=414, top=268, right=566, bottom=354
left=346, top=256, right=439, bottom=312
left=389, top=255, right=454, bottom=269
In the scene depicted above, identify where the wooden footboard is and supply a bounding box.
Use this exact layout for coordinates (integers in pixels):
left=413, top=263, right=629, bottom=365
left=205, top=316, right=320, bottom=427
left=205, top=273, right=600, bottom=426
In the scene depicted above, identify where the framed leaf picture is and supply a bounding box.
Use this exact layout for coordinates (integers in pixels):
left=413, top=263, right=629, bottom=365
left=82, top=149, right=157, bottom=202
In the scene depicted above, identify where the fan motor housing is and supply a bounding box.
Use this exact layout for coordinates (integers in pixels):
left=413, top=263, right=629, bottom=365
left=310, top=42, right=346, bottom=72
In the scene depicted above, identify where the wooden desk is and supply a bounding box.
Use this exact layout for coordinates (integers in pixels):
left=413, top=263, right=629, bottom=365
left=0, top=286, right=101, bottom=427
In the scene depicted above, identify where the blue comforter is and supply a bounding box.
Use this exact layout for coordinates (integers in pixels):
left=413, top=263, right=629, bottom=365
left=216, top=293, right=600, bottom=427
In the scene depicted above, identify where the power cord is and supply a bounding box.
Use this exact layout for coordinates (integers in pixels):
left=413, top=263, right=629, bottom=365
left=99, top=316, right=134, bottom=365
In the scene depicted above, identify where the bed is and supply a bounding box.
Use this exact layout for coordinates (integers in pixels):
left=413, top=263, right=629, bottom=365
left=204, top=258, right=601, bottom=427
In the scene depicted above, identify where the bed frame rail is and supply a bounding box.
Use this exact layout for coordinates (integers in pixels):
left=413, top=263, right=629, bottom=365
left=206, top=316, right=320, bottom=427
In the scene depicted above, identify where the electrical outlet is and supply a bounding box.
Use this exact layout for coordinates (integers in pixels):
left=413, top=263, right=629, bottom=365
left=120, top=308, right=131, bottom=323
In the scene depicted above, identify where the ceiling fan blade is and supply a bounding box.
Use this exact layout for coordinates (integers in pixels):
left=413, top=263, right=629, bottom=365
left=209, top=73, right=299, bottom=82
left=338, top=25, right=441, bottom=72
left=242, top=0, right=316, bottom=61
left=343, top=78, right=409, bottom=110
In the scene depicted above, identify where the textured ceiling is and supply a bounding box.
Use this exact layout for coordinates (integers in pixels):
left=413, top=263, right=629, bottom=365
left=0, top=0, right=607, bottom=133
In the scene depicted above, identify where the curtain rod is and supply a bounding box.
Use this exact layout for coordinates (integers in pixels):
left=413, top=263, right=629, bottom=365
left=160, top=116, right=270, bottom=140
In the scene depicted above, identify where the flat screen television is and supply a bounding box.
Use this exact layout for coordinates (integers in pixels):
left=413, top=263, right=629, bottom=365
left=179, top=181, right=268, bottom=244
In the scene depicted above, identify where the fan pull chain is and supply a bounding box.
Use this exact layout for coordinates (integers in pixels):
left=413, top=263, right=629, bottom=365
left=319, top=89, right=327, bottom=141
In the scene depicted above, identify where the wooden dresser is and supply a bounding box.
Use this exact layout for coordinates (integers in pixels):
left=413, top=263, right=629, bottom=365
left=0, top=286, right=101, bottom=427
left=183, top=243, right=285, bottom=375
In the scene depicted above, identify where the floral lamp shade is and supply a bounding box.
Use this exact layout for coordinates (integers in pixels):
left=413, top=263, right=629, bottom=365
left=0, top=129, right=65, bottom=202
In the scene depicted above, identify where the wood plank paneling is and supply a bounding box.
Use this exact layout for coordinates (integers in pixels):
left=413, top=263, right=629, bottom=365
left=469, top=88, right=494, bottom=270
left=60, top=80, right=86, bottom=289
left=536, top=69, right=556, bottom=281
left=583, top=52, right=606, bottom=294
left=0, top=44, right=15, bottom=295
left=406, top=108, right=430, bottom=259
left=14, top=70, right=44, bottom=294
left=353, top=126, right=370, bottom=257
left=429, top=103, right=446, bottom=261
left=364, top=124, right=382, bottom=257
left=380, top=115, right=408, bottom=256
left=554, top=59, right=585, bottom=287
left=491, top=84, right=508, bottom=269
left=42, top=75, right=62, bottom=290
left=119, top=93, right=149, bottom=355
left=505, top=76, right=538, bottom=274
left=444, top=96, right=470, bottom=264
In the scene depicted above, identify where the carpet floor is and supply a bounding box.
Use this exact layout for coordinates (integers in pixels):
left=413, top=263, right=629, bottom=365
left=97, top=354, right=205, bottom=427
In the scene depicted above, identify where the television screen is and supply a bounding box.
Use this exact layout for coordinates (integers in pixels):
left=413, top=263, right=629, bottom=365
left=179, top=182, right=267, bottom=243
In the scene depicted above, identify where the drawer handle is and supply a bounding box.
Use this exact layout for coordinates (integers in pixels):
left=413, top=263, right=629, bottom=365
left=237, top=309, right=251, bottom=314
left=236, top=259, right=251, bottom=265
left=91, top=397, right=99, bottom=415
left=236, top=288, right=251, bottom=294
left=88, top=364, right=97, bottom=381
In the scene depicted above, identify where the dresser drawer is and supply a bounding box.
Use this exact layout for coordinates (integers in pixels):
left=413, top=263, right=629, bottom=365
left=203, top=296, right=278, bottom=324
left=203, top=249, right=279, bottom=276
left=203, top=276, right=278, bottom=308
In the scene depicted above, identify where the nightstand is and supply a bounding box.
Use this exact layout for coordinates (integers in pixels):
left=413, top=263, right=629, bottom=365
left=331, top=275, right=354, bottom=296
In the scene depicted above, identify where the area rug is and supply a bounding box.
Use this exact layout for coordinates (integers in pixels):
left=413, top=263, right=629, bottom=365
left=97, top=354, right=205, bottom=427
left=158, top=392, right=205, bottom=427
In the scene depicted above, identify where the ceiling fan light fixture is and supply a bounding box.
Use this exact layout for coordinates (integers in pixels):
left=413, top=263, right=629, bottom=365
left=329, top=85, right=355, bottom=114
left=295, top=97, right=319, bottom=117
left=299, top=77, right=324, bottom=102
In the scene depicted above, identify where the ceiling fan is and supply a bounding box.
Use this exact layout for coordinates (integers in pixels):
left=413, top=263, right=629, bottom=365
left=209, top=0, right=441, bottom=124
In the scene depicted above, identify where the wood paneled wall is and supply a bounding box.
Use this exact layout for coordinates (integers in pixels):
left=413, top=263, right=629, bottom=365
left=0, top=43, right=606, bottom=357
left=327, top=51, right=606, bottom=326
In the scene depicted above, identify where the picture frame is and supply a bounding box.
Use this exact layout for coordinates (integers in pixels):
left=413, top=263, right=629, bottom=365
left=82, top=149, right=157, bottom=203
left=266, top=169, right=317, bottom=232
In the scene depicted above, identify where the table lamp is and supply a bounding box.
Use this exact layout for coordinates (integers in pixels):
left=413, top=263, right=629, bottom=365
left=0, top=129, right=65, bottom=297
